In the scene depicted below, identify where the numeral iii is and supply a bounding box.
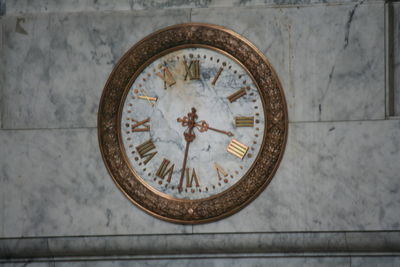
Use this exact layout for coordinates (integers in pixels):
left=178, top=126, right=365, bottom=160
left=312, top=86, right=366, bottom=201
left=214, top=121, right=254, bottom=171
left=235, top=116, right=254, bottom=127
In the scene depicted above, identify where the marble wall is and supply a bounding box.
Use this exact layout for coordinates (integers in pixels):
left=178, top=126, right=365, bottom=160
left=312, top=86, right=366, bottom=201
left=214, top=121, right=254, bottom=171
left=1, top=0, right=400, bottom=266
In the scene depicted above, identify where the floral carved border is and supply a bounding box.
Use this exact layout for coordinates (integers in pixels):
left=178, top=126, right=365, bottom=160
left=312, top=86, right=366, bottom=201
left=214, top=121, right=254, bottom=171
left=98, top=23, right=288, bottom=224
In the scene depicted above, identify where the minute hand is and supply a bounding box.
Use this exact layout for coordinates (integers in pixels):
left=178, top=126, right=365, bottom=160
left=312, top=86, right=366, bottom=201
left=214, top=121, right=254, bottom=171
left=195, top=121, right=234, bottom=137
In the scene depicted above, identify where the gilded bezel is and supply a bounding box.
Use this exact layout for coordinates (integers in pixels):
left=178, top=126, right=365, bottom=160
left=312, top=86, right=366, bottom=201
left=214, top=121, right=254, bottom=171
left=98, top=23, right=288, bottom=224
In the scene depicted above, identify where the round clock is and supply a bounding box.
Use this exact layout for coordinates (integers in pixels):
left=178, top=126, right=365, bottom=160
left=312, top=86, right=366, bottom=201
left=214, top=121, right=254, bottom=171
left=98, top=23, right=288, bottom=224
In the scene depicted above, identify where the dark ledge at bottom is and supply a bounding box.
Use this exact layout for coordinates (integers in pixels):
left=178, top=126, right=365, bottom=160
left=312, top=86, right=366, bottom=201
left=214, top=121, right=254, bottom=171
left=1, top=231, right=400, bottom=261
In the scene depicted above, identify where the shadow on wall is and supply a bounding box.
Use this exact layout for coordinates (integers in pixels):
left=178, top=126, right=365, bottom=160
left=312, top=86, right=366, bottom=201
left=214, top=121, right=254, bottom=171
left=0, top=0, right=5, bottom=16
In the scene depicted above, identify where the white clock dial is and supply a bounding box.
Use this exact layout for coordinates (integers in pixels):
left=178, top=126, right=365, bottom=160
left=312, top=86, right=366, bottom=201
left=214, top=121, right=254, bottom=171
left=120, top=47, right=265, bottom=200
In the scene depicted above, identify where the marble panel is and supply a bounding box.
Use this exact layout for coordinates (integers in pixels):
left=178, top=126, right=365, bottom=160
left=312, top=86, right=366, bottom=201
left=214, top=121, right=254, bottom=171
left=0, top=128, right=191, bottom=238
left=4, top=0, right=383, bottom=15
left=2, top=3, right=385, bottom=129
left=394, top=3, right=400, bottom=116
left=1, top=9, right=190, bottom=129
left=192, top=2, right=385, bottom=122
left=194, top=120, right=400, bottom=233
left=288, top=2, right=385, bottom=121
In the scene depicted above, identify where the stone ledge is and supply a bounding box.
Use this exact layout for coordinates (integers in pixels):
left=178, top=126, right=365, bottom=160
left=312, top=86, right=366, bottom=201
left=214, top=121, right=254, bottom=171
left=1, top=232, right=400, bottom=260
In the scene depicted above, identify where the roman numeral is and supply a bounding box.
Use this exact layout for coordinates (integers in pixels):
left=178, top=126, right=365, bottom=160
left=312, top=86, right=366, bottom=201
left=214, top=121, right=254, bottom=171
left=227, top=87, right=247, bottom=103
left=136, top=139, right=157, bottom=164
left=227, top=139, right=249, bottom=159
left=186, top=168, right=200, bottom=188
left=184, top=60, right=200, bottom=80
left=137, top=88, right=157, bottom=106
left=137, top=95, right=157, bottom=102
left=214, top=163, right=228, bottom=181
left=156, top=158, right=175, bottom=183
left=235, top=116, right=254, bottom=127
left=131, top=118, right=150, bottom=132
left=211, top=67, right=223, bottom=86
left=156, top=66, right=176, bottom=88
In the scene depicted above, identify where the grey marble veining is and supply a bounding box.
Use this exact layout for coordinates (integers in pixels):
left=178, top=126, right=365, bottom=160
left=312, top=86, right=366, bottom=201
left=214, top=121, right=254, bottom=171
left=4, top=0, right=383, bottom=15
left=1, top=122, right=399, bottom=237
left=193, top=119, right=400, bottom=233
left=0, top=128, right=191, bottom=237
left=1, top=9, right=190, bottom=129
left=394, top=3, right=400, bottom=116
left=192, top=2, right=385, bottom=122
left=288, top=2, right=385, bottom=121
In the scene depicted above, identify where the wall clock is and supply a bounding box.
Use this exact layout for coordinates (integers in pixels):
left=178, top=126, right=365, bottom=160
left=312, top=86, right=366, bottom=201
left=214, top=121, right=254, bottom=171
left=98, top=23, right=288, bottom=224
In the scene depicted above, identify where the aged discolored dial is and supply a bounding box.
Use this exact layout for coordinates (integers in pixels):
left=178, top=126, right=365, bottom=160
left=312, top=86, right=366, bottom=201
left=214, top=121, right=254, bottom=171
left=98, top=23, right=288, bottom=224
left=120, top=47, right=265, bottom=200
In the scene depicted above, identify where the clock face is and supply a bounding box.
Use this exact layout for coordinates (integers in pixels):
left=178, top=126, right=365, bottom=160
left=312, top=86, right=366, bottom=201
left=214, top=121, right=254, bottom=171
left=98, top=23, right=287, bottom=224
left=120, top=47, right=265, bottom=200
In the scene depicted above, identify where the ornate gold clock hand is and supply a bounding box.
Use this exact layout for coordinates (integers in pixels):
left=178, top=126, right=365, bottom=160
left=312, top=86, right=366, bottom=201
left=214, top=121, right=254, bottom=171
left=177, top=108, right=197, bottom=192
left=195, top=120, right=234, bottom=137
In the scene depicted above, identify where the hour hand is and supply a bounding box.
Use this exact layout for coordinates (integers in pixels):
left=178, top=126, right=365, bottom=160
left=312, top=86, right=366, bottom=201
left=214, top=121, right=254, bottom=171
left=195, top=120, right=234, bottom=137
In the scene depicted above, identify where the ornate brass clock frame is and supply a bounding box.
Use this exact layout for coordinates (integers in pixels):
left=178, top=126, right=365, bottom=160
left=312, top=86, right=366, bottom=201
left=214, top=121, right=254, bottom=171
left=98, top=23, right=288, bottom=224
